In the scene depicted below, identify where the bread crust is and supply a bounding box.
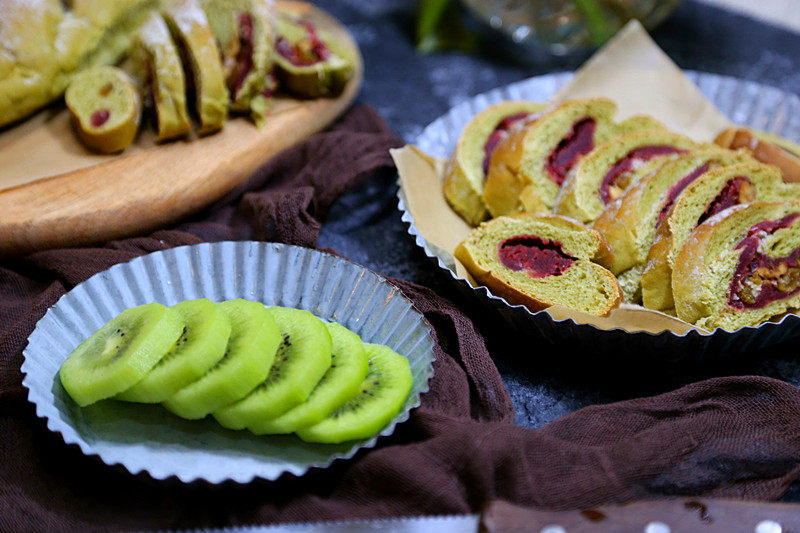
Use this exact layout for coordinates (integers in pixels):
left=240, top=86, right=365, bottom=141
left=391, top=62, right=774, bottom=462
left=444, top=101, right=545, bottom=225
left=715, top=127, right=800, bottom=183
left=483, top=122, right=531, bottom=217
left=454, top=214, right=621, bottom=316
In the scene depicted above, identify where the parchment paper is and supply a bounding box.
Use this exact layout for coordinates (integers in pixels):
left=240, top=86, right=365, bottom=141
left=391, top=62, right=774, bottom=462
left=394, top=21, right=739, bottom=335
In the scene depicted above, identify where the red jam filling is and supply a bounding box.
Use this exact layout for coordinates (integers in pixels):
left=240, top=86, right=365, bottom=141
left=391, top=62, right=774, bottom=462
left=545, top=117, right=597, bottom=186
left=657, top=164, right=710, bottom=222
left=90, top=109, right=110, bottom=128
left=261, top=71, right=278, bottom=98
left=481, top=112, right=532, bottom=176
left=498, top=235, right=576, bottom=278
left=729, top=214, right=800, bottom=309
left=697, top=177, right=754, bottom=226
left=600, top=145, right=686, bottom=204
left=229, top=13, right=255, bottom=96
left=276, top=20, right=331, bottom=67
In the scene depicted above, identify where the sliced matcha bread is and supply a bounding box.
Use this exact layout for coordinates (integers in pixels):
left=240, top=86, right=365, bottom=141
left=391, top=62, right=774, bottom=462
left=134, top=12, right=191, bottom=141
left=641, top=162, right=800, bottom=311
left=65, top=65, right=141, bottom=153
left=163, top=0, right=229, bottom=134
left=202, top=0, right=275, bottom=122
left=443, top=101, right=546, bottom=226
left=715, top=126, right=800, bottom=184
left=673, top=201, right=800, bottom=330
left=455, top=214, right=621, bottom=316
left=554, top=129, right=701, bottom=224
left=593, top=149, right=752, bottom=275
left=0, top=0, right=64, bottom=127
left=0, top=0, right=153, bottom=128
left=273, top=11, right=353, bottom=98
left=483, top=98, right=620, bottom=218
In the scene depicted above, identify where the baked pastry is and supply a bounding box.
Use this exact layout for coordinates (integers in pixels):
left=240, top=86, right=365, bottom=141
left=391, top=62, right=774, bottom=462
left=0, top=0, right=153, bottom=128
left=673, top=200, right=800, bottom=330
left=715, top=127, right=800, bottom=183
left=134, top=12, right=191, bottom=141
left=273, top=12, right=354, bottom=98
left=202, top=0, right=275, bottom=122
left=593, top=150, right=753, bottom=295
left=65, top=66, right=141, bottom=153
left=641, top=162, right=800, bottom=311
left=163, top=0, right=228, bottom=134
left=0, top=0, right=63, bottom=127
left=443, top=101, right=546, bottom=226
left=554, top=129, right=700, bottom=224
left=454, top=214, right=622, bottom=316
left=483, top=98, right=621, bottom=217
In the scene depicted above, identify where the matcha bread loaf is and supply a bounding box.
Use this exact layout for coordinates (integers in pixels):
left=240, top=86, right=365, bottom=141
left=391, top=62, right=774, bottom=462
left=641, top=162, right=800, bottom=311
left=202, top=0, right=276, bottom=123
left=443, top=101, right=546, bottom=226
left=673, top=201, right=800, bottom=330
left=593, top=150, right=752, bottom=274
left=554, top=129, right=700, bottom=224
left=65, top=66, right=141, bottom=153
left=0, top=0, right=154, bottom=128
left=483, top=98, right=621, bottom=218
left=163, top=0, right=228, bottom=134
left=455, top=214, right=622, bottom=316
left=715, top=127, right=800, bottom=184
left=273, top=11, right=354, bottom=98
left=134, top=12, right=191, bottom=141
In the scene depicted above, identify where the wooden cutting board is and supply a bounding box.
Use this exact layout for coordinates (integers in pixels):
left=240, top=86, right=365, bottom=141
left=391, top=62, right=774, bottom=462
left=0, top=1, right=362, bottom=257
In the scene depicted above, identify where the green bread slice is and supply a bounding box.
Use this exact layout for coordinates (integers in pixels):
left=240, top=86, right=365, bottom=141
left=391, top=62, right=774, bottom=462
left=133, top=12, right=191, bottom=141
left=162, top=0, right=229, bottom=134
left=248, top=321, right=368, bottom=435
left=273, top=12, right=353, bottom=98
left=213, top=307, right=333, bottom=430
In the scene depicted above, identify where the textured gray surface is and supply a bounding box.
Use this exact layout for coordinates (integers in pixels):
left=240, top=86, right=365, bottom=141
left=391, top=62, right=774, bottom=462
left=312, top=0, right=800, bottom=499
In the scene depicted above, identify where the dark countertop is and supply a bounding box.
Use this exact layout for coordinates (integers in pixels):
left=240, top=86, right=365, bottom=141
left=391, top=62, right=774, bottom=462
left=312, top=0, right=800, bottom=499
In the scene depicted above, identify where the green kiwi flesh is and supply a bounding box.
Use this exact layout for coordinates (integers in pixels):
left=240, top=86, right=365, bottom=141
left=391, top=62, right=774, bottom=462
left=213, top=307, right=333, bottom=430
left=115, top=299, right=232, bottom=403
left=162, top=299, right=280, bottom=419
left=295, top=343, right=413, bottom=444
left=248, top=321, right=368, bottom=435
left=59, top=303, right=184, bottom=407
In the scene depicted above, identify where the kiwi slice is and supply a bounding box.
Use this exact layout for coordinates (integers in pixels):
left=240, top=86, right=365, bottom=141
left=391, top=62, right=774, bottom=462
left=213, top=307, right=333, bottom=430
left=162, top=299, right=280, bottom=420
left=59, top=303, right=184, bottom=407
left=296, top=343, right=413, bottom=444
left=115, top=299, right=232, bottom=403
left=248, top=322, right=368, bottom=435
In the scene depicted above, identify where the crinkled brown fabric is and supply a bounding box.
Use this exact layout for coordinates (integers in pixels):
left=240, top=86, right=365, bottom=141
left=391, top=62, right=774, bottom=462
left=2, top=105, right=800, bottom=532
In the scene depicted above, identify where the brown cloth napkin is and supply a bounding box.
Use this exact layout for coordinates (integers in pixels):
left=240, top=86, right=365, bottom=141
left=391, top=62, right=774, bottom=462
left=3, top=105, right=800, bottom=532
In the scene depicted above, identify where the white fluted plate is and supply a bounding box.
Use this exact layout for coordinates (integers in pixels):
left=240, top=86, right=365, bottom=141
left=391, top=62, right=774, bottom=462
left=21, top=242, right=435, bottom=483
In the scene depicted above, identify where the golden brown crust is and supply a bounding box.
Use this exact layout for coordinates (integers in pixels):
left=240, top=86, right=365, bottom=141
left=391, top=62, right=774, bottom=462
left=454, top=214, right=621, bottom=316
left=670, top=205, right=725, bottom=324
left=715, top=127, right=800, bottom=183
left=482, top=124, right=530, bottom=217
left=640, top=221, right=676, bottom=311
left=442, top=154, right=488, bottom=226
left=592, top=185, right=642, bottom=274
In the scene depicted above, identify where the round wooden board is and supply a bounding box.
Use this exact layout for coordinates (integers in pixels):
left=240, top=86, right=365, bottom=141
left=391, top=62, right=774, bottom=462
left=0, top=1, right=362, bottom=257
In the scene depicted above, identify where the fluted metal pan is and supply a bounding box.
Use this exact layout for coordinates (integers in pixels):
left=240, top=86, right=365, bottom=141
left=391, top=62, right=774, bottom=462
left=398, top=72, right=800, bottom=362
left=21, top=242, right=435, bottom=483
